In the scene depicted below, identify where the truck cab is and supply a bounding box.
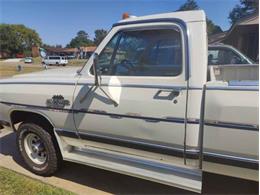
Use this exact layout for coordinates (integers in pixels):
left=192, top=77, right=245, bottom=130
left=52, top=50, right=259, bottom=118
left=70, top=11, right=208, bottom=192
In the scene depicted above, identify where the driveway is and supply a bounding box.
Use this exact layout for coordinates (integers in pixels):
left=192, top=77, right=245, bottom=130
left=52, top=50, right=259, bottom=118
left=0, top=128, right=258, bottom=195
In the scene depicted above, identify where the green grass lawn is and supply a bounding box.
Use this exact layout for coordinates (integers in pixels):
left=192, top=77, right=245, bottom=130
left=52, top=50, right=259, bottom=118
left=32, top=56, right=42, bottom=64
left=67, top=59, right=88, bottom=66
left=0, top=167, right=75, bottom=195
left=0, top=65, right=44, bottom=78
left=0, top=58, right=86, bottom=78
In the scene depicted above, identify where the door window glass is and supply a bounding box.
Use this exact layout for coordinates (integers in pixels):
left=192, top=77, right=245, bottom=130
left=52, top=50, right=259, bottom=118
left=96, top=28, right=183, bottom=76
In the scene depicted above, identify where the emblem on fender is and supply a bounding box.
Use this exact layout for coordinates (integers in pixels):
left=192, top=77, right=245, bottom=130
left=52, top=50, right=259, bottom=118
left=46, top=95, right=70, bottom=109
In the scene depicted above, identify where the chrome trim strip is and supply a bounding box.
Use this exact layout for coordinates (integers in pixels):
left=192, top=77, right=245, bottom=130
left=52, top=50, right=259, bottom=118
left=77, top=130, right=198, bottom=158
left=73, top=146, right=201, bottom=180
left=76, top=83, right=202, bottom=90
left=55, top=128, right=258, bottom=169
left=1, top=101, right=258, bottom=131
left=1, top=81, right=258, bottom=91
left=204, top=151, right=258, bottom=170
left=55, top=128, right=78, bottom=138
left=228, top=80, right=259, bottom=87
left=0, top=82, right=76, bottom=85
left=204, top=151, right=259, bottom=164
left=0, top=101, right=73, bottom=113
left=0, top=81, right=203, bottom=90
left=56, top=128, right=198, bottom=157
left=206, top=86, right=259, bottom=91
left=204, top=120, right=259, bottom=131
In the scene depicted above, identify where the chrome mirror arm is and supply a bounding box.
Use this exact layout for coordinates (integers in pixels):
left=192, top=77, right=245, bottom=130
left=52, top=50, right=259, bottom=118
left=99, top=86, right=119, bottom=107
left=93, top=53, right=118, bottom=107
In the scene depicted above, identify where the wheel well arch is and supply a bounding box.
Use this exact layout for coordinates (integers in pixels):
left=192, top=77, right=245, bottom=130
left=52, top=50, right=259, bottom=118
left=10, top=110, right=64, bottom=160
left=10, top=110, right=54, bottom=133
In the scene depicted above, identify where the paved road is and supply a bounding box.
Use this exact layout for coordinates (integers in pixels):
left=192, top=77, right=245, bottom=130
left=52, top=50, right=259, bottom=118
left=0, top=128, right=258, bottom=195
left=0, top=61, right=56, bottom=68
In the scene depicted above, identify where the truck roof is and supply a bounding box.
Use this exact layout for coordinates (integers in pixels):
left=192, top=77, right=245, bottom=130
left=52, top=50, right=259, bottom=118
left=115, top=10, right=206, bottom=26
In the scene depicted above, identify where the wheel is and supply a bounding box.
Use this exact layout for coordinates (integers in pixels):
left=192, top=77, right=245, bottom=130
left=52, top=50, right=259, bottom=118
left=62, top=64, right=66, bottom=66
left=16, top=122, right=62, bottom=176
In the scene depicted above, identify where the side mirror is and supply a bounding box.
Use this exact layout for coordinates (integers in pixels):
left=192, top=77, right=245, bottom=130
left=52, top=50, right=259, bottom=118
left=92, top=53, right=100, bottom=86
left=39, top=48, right=47, bottom=59
left=83, top=52, right=119, bottom=107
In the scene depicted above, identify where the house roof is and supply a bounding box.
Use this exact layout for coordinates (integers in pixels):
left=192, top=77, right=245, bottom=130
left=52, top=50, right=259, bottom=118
left=80, top=46, right=96, bottom=52
left=208, top=12, right=258, bottom=44
left=62, top=48, right=78, bottom=52
left=208, top=31, right=228, bottom=44
left=45, top=47, right=97, bottom=53
left=235, top=12, right=259, bottom=26
left=227, top=12, right=259, bottom=34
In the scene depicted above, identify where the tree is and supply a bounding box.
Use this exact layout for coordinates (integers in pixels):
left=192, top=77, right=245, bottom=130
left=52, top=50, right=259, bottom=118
left=207, top=18, right=223, bottom=35
left=42, top=43, right=53, bottom=48
left=229, top=0, right=259, bottom=24
left=176, top=0, right=223, bottom=35
left=67, top=30, right=93, bottom=48
left=94, top=29, right=108, bottom=45
left=0, top=24, right=42, bottom=55
left=177, top=0, right=199, bottom=11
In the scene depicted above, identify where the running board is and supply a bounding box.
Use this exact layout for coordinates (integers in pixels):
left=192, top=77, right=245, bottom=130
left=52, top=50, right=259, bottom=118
left=63, top=146, right=202, bottom=193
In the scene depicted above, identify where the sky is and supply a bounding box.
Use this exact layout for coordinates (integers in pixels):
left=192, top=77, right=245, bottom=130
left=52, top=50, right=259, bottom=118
left=0, top=0, right=240, bottom=46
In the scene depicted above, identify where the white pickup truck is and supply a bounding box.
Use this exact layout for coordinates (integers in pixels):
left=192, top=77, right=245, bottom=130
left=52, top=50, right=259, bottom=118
left=0, top=10, right=258, bottom=193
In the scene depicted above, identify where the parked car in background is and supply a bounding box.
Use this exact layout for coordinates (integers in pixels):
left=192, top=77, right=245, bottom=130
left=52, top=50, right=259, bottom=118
left=16, top=53, right=24, bottom=58
left=24, top=57, right=33, bottom=63
left=42, top=56, right=68, bottom=66
left=208, top=44, right=254, bottom=65
left=67, top=55, right=76, bottom=59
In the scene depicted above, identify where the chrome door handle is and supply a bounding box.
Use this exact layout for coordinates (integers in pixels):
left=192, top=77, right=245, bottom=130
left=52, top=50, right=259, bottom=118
left=153, top=89, right=180, bottom=100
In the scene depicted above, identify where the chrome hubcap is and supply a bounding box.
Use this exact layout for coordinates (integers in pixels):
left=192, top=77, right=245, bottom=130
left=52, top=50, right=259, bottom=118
left=24, top=133, right=47, bottom=165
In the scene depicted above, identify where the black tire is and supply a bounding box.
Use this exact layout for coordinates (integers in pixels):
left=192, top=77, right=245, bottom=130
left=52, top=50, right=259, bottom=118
left=16, top=122, right=62, bottom=176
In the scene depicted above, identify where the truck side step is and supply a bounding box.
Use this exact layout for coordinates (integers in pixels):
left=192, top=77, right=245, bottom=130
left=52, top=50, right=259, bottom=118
left=63, top=146, right=202, bottom=193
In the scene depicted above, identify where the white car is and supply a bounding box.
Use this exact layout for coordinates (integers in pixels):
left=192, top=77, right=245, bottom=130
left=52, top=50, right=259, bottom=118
left=24, top=57, right=33, bottom=63
left=0, top=10, right=258, bottom=193
left=42, top=56, right=68, bottom=66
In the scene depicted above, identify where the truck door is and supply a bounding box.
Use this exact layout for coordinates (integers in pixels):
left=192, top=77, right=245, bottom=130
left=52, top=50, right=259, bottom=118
left=73, top=13, right=207, bottom=193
